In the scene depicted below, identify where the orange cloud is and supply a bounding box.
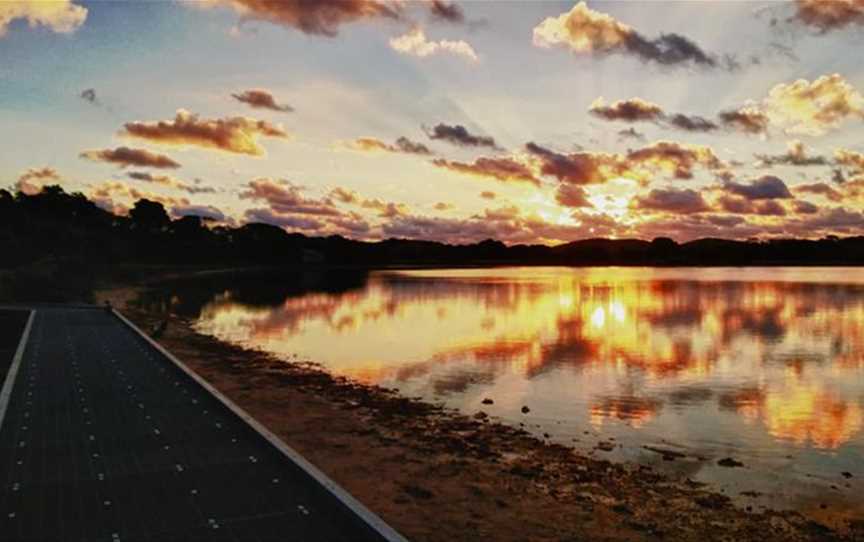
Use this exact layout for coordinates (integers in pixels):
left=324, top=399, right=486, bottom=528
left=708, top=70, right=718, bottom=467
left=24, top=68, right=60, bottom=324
left=432, top=157, right=541, bottom=186
left=343, top=136, right=431, bottom=155
left=632, top=187, right=710, bottom=214
left=719, top=106, right=770, bottom=135
left=793, top=0, right=864, bottom=32
left=239, top=178, right=339, bottom=215
left=15, top=167, right=60, bottom=195
left=202, top=0, right=401, bottom=36
left=231, top=88, right=293, bottom=112
left=122, top=109, right=288, bottom=156
left=835, top=148, right=864, bottom=173
left=80, top=146, right=181, bottom=169
left=0, top=0, right=87, bottom=38
left=627, top=141, right=724, bottom=180
left=88, top=180, right=190, bottom=215
left=794, top=182, right=843, bottom=202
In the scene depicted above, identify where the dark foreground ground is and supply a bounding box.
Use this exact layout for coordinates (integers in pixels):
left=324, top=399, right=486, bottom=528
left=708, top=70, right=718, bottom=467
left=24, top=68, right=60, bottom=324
left=0, top=307, right=403, bottom=542
left=94, top=285, right=864, bottom=542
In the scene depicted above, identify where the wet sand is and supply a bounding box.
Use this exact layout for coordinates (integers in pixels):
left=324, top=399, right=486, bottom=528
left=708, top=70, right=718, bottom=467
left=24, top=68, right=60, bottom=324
left=103, top=289, right=861, bottom=542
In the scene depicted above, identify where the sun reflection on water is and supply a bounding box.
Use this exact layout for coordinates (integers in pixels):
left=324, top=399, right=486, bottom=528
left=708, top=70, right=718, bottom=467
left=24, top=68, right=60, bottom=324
left=190, top=267, right=864, bottom=452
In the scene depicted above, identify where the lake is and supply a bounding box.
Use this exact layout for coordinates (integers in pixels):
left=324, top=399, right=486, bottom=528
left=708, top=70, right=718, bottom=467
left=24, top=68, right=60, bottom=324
left=145, top=267, right=864, bottom=520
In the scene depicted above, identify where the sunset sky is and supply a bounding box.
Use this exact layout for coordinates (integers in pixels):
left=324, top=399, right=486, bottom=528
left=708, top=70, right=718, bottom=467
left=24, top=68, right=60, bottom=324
left=3, top=0, right=864, bottom=244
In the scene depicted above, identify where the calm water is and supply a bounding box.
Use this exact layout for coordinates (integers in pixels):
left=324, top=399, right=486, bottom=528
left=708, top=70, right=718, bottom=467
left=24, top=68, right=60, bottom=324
left=149, top=267, right=864, bottom=520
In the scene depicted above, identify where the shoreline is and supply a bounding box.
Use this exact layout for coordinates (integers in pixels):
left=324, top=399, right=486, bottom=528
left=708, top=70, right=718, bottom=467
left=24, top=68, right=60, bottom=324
left=101, top=286, right=863, bottom=542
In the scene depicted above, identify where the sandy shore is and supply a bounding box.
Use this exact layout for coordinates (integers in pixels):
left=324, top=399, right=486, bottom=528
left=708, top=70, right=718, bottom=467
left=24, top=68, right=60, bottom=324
left=103, top=288, right=861, bottom=542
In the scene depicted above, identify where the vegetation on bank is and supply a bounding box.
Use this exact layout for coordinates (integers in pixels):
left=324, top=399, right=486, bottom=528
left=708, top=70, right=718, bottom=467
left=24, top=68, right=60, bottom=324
left=4, top=185, right=864, bottom=301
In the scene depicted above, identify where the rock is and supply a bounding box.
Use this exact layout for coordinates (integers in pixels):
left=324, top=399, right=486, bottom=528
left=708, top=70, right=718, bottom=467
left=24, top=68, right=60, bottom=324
left=473, top=411, right=488, bottom=420
left=695, top=494, right=731, bottom=509
left=596, top=441, right=615, bottom=452
left=842, top=471, right=853, bottom=478
left=717, top=457, right=744, bottom=468
left=481, top=398, right=494, bottom=405
left=401, top=484, right=434, bottom=500
left=521, top=405, right=530, bottom=414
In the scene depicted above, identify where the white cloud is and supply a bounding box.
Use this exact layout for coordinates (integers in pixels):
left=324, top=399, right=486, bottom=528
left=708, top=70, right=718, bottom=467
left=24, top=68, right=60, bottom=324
left=389, top=26, right=478, bottom=62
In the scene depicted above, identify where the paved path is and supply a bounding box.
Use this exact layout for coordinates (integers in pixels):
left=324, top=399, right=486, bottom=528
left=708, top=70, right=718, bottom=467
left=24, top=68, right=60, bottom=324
left=0, top=307, right=407, bottom=542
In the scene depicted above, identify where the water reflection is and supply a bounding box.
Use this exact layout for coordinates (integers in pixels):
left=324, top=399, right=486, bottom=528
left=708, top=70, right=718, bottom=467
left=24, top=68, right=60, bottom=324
left=142, top=267, right=864, bottom=514
left=150, top=267, right=864, bottom=455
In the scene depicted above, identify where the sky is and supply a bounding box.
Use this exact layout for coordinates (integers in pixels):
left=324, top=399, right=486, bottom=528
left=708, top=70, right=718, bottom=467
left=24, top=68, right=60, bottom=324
left=2, top=0, right=864, bottom=244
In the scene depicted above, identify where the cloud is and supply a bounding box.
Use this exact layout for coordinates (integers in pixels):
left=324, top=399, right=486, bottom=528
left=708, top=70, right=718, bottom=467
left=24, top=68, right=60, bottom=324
left=80, top=146, right=181, bottom=169
left=724, top=175, right=792, bottom=200
left=329, top=187, right=359, bottom=204
left=555, top=184, right=593, bottom=208
left=424, top=123, right=497, bottom=148
left=231, top=88, right=294, bottom=112
left=202, top=0, right=401, bottom=37
left=792, top=200, right=820, bottom=214
left=718, top=106, right=770, bottom=135
left=327, top=186, right=410, bottom=218
left=526, top=140, right=723, bottom=186
left=88, top=180, right=190, bottom=215
left=244, top=208, right=325, bottom=231
left=762, top=74, right=864, bottom=136
left=835, top=148, right=864, bottom=174
left=343, top=136, right=431, bottom=155
left=432, top=157, right=542, bottom=185
left=122, top=109, right=288, bottom=156
left=617, top=127, right=645, bottom=141
left=15, top=167, right=60, bottom=195
left=0, top=0, right=87, bottom=38
left=632, top=188, right=710, bottom=213
left=794, top=182, right=843, bottom=202
left=792, top=0, right=864, bottom=32
left=667, top=113, right=718, bottom=132
left=532, top=1, right=724, bottom=69
left=755, top=140, right=828, bottom=167
left=80, top=88, right=98, bottom=105
left=526, top=142, right=628, bottom=185
left=390, top=26, right=478, bottom=61
left=239, top=177, right=339, bottom=215
left=171, top=204, right=230, bottom=222
left=127, top=172, right=217, bottom=195
left=588, top=97, right=718, bottom=133
left=713, top=195, right=788, bottom=216
left=626, top=140, right=723, bottom=180
left=589, top=97, right=663, bottom=122
left=428, top=0, right=464, bottom=24
left=361, top=198, right=409, bottom=218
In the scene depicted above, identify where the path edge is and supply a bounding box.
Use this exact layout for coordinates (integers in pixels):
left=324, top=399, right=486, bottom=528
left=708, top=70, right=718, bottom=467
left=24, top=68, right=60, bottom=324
left=0, top=310, right=36, bottom=431
left=111, top=308, right=410, bottom=542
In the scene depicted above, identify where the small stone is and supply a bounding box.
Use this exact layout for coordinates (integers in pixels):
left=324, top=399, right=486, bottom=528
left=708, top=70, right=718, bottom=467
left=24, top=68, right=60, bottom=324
left=521, top=406, right=530, bottom=414
left=481, top=398, right=494, bottom=405
left=842, top=471, right=853, bottom=479
left=717, top=457, right=744, bottom=468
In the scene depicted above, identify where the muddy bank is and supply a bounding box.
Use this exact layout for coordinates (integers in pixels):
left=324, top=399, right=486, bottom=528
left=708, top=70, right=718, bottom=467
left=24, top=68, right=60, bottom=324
left=110, top=296, right=860, bottom=541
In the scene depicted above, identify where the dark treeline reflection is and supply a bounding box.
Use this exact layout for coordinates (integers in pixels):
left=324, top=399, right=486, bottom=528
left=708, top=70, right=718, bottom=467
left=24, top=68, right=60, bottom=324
left=135, top=269, right=370, bottom=318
